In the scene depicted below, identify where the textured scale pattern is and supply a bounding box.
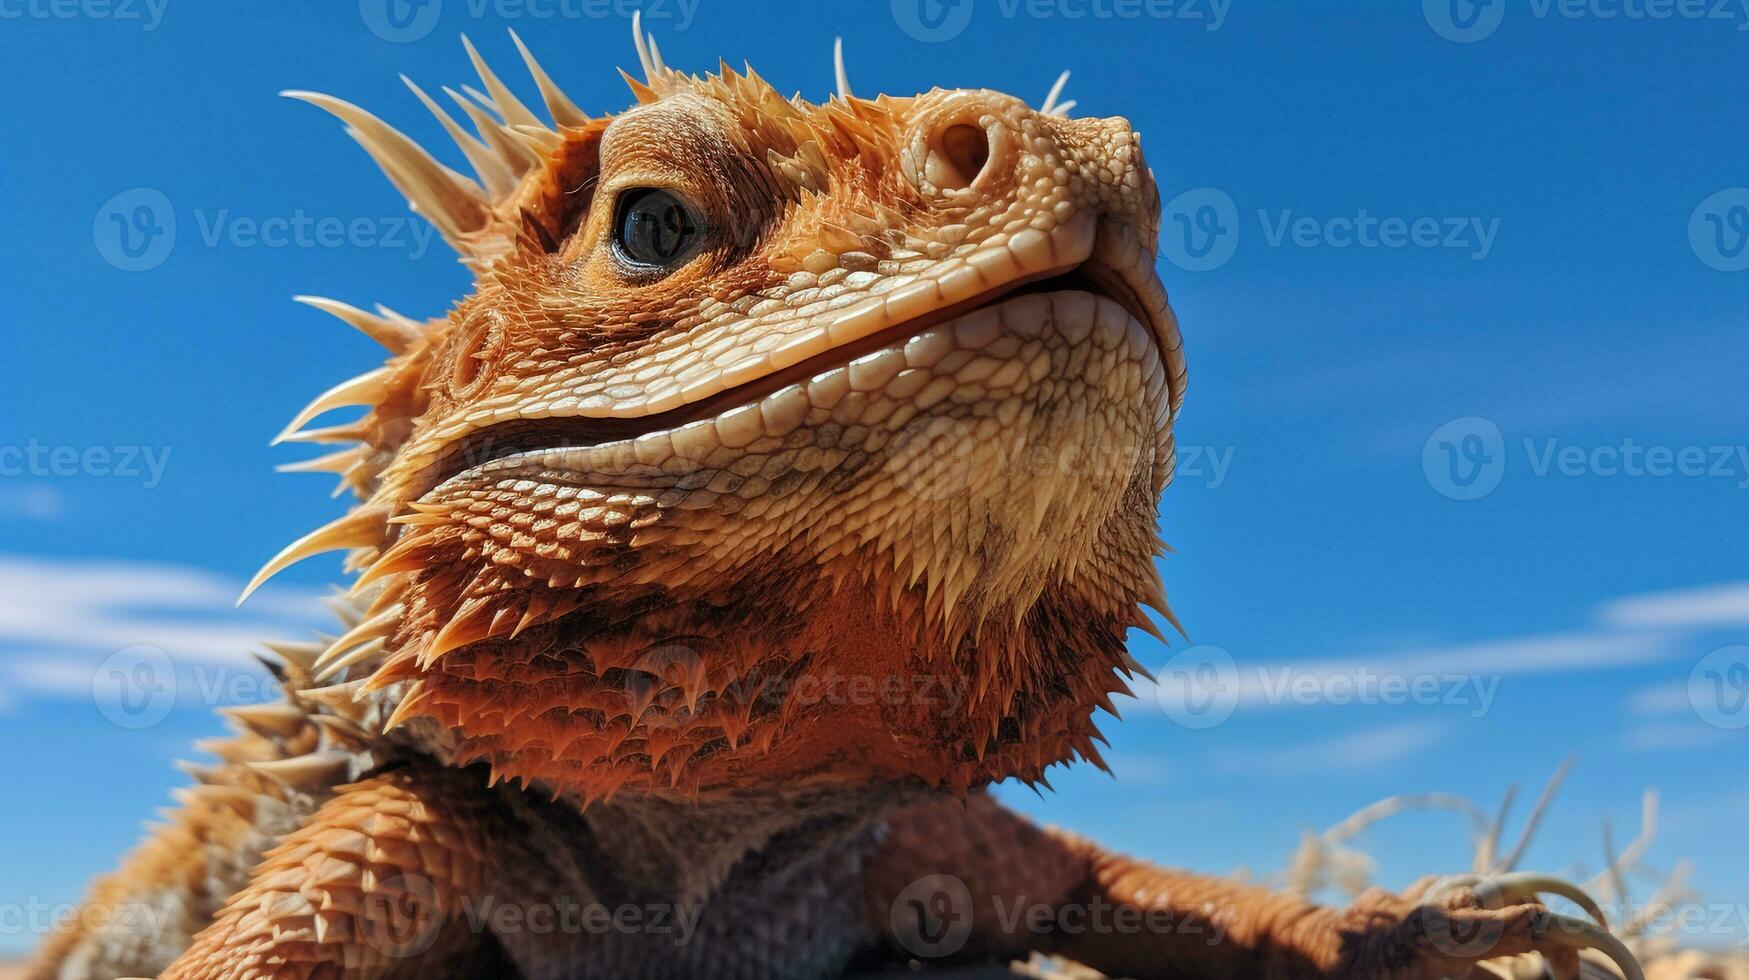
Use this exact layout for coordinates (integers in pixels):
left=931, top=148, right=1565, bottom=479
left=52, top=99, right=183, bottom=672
left=159, top=765, right=510, bottom=980
left=30, top=21, right=1643, bottom=980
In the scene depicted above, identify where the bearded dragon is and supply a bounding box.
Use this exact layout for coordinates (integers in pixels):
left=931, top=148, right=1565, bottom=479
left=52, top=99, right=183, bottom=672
left=30, top=21, right=1642, bottom=980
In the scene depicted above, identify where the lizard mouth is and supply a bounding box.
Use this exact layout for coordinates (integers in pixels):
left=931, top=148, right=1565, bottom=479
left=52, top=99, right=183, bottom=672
left=418, top=227, right=1173, bottom=497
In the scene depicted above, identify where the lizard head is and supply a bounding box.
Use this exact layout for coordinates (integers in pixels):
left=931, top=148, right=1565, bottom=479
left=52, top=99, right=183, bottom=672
left=253, top=25, right=1185, bottom=803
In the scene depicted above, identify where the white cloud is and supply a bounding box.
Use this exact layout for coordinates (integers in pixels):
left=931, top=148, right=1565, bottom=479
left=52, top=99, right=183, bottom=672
left=1213, top=720, right=1456, bottom=775
left=1621, top=721, right=1734, bottom=752
left=7, top=658, right=111, bottom=696
left=1127, top=630, right=1675, bottom=711
left=1596, top=582, right=1749, bottom=630
left=0, top=553, right=329, bottom=702
left=1129, top=580, right=1749, bottom=717
left=1625, top=680, right=1692, bottom=716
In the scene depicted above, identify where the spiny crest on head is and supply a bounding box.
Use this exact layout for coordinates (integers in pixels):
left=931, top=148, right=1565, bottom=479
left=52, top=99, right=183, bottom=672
left=280, top=27, right=592, bottom=270
left=271, top=23, right=1077, bottom=277
left=243, top=28, right=621, bottom=614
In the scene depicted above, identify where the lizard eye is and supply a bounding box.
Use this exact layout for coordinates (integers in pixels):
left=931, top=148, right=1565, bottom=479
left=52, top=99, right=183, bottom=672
left=612, top=188, right=703, bottom=271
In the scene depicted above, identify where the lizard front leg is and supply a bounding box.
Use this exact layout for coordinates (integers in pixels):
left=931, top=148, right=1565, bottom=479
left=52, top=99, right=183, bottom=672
left=865, top=794, right=1641, bottom=980
left=158, top=762, right=514, bottom=980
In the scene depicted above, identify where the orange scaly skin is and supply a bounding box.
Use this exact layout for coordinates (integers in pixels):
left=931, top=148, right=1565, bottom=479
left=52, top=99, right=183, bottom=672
left=32, top=25, right=1641, bottom=980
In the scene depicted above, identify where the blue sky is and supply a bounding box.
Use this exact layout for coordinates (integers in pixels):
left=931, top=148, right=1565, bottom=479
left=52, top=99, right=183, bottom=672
left=2, top=0, right=1746, bottom=957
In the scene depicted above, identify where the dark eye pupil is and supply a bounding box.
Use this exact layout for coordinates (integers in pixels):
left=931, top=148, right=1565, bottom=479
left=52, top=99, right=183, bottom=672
left=616, top=189, right=699, bottom=268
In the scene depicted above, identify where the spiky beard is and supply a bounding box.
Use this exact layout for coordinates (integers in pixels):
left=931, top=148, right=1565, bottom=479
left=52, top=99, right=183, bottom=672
left=353, top=455, right=1163, bottom=806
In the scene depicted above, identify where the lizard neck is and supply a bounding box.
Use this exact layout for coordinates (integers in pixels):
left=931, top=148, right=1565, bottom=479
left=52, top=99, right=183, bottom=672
left=502, top=782, right=922, bottom=910
left=587, top=787, right=910, bottom=904
left=474, top=781, right=926, bottom=975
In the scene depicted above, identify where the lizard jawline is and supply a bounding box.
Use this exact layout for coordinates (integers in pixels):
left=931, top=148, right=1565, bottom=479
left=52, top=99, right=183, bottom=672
left=420, top=257, right=1156, bottom=497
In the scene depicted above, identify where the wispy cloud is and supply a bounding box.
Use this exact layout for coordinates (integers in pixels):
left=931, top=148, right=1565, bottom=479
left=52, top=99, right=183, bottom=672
left=1621, top=721, right=1735, bottom=752
left=1596, top=582, right=1749, bottom=630
left=0, top=553, right=328, bottom=704
left=1212, top=720, right=1456, bottom=775
left=1129, top=580, right=1749, bottom=715
left=1127, top=630, right=1676, bottom=712
left=1625, top=680, right=1692, bottom=716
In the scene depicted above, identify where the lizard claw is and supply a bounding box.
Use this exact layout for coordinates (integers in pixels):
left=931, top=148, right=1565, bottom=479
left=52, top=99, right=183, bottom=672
left=1343, top=868, right=1644, bottom=973
left=1352, top=872, right=1644, bottom=980
left=1423, top=871, right=1610, bottom=930
left=1537, top=916, right=1644, bottom=980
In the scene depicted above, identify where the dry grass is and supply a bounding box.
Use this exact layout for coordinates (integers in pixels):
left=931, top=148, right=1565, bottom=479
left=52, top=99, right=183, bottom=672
left=1242, top=760, right=1749, bottom=980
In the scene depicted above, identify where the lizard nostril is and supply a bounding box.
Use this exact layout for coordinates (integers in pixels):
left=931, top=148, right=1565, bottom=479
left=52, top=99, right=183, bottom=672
left=927, top=122, right=991, bottom=191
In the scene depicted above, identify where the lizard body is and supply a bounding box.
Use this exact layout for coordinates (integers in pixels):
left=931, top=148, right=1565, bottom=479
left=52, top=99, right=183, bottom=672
left=31, top=24, right=1639, bottom=980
